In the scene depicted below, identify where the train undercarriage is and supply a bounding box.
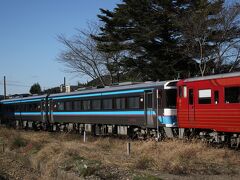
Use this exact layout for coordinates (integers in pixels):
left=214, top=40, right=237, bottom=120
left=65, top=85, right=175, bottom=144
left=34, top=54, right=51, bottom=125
left=1, top=118, right=239, bottom=150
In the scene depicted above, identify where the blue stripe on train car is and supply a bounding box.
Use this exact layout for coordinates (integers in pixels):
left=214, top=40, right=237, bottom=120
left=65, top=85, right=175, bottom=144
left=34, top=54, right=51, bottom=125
left=2, top=98, right=44, bottom=104
left=3, top=88, right=153, bottom=103
left=158, top=115, right=177, bottom=126
left=52, top=88, right=152, bottom=100
left=14, top=111, right=177, bottom=127
left=53, top=111, right=145, bottom=115
left=15, top=112, right=42, bottom=116
left=14, top=111, right=145, bottom=116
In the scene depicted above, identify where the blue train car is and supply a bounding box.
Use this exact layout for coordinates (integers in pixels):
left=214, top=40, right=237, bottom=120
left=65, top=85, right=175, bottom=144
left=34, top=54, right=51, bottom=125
left=0, top=80, right=178, bottom=136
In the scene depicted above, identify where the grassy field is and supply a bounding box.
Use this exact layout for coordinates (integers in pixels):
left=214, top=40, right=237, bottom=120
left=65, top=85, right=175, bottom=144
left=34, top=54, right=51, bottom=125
left=0, top=126, right=239, bottom=180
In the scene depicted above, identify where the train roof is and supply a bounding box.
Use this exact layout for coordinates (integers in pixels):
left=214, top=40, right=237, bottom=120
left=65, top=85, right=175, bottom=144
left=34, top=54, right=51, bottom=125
left=49, top=80, right=178, bottom=98
left=0, top=80, right=178, bottom=104
left=0, top=94, right=47, bottom=104
left=183, top=71, right=240, bottom=83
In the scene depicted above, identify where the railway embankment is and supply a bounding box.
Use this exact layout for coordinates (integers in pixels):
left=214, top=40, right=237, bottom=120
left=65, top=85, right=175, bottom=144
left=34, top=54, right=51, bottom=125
left=0, top=126, right=239, bottom=180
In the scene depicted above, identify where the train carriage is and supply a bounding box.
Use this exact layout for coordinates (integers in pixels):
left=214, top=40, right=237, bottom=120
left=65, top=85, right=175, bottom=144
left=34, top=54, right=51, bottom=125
left=48, top=81, right=178, bottom=130
left=0, top=80, right=178, bottom=136
left=177, top=72, right=240, bottom=145
left=1, top=95, right=47, bottom=127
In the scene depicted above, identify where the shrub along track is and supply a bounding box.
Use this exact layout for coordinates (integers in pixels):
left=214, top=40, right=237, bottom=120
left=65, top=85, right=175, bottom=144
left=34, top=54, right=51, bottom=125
left=0, top=152, right=39, bottom=180
left=0, top=126, right=240, bottom=180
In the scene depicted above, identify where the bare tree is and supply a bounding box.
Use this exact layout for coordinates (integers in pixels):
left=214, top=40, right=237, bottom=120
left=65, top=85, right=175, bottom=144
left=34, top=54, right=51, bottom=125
left=213, top=4, right=240, bottom=73
left=58, top=22, right=108, bottom=86
left=58, top=22, right=127, bottom=86
left=180, top=2, right=220, bottom=76
left=180, top=2, right=240, bottom=76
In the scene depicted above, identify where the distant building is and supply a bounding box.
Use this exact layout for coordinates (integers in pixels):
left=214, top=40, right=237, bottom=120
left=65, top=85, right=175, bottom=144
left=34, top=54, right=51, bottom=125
left=60, top=84, right=71, bottom=93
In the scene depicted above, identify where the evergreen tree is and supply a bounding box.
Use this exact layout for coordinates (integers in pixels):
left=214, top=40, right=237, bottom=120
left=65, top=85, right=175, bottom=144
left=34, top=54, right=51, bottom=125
left=93, top=0, right=197, bottom=81
left=29, top=83, right=42, bottom=94
left=93, top=0, right=240, bottom=79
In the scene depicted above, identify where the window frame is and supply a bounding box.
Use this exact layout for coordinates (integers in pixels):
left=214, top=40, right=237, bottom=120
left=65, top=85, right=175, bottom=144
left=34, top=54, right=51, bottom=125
left=91, top=99, right=101, bottom=110
left=115, top=97, right=126, bottom=110
left=127, top=96, right=140, bottom=109
left=224, top=86, right=240, bottom=104
left=102, top=98, right=113, bottom=110
left=198, top=89, right=212, bottom=105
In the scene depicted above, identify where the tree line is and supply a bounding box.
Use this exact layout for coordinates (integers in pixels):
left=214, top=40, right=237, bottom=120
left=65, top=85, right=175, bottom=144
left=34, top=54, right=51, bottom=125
left=58, top=0, right=240, bottom=87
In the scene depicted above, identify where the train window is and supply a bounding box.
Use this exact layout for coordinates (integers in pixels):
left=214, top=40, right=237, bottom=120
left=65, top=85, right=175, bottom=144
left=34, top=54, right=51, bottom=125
left=92, top=99, right=101, bottom=110
left=83, top=100, right=91, bottom=110
left=214, top=91, right=219, bottom=104
left=178, top=86, right=183, bottom=97
left=26, top=104, right=30, bottom=111
left=157, top=89, right=163, bottom=108
left=29, top=103, right=38, bottom=111
left=21, top=104, right=25, bottom=112
left=74, top=101, right=81, bottom=110
left=166, top=89, right=177, bottom=108
left=15, top=104, right=20, bottom=111
left=103, top=99, right=113, bottom=110
left=24, top=104, right=29, bottom=111
left=29, top=104, right=33, bottom=111
left=53, top=103, right=57, bottom=110
left=115, top=98, right=125, bottom=109
left=65, top=102, right=72, bottom=111
left=127, top=97, right=140, bottom=109
left=225, top=87, right=240, bottom=103
left=188, top=89, right=194, bottom=105
left=183, top=86, right=187, bottom=98
left=146, top=94, right=152, bottom=108
left=198, top=89, right=211, bottom=104
left=58, top=102, right=64, bottom=111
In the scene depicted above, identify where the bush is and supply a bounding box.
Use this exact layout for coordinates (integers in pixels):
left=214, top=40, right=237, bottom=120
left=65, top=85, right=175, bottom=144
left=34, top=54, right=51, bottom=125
left=10, top=136, right=27, bottom=150
left=134, top=156, right=154, bottom=170
left=62, top=151, right=101, bottom=178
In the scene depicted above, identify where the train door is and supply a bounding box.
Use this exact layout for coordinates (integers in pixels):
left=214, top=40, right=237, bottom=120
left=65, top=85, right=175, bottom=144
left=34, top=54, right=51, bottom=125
left=188, top=88, right=195, bottom=122
left=48, top=99, right=54, bottom=123
left=40, top=100, right=46, bottom=123
left=145, top=90, right=154, bottom=127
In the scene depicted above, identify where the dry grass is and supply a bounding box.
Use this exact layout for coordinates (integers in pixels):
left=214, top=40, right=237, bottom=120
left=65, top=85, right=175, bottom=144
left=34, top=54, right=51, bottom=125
left=130, top=139, right=239, bottom=174
left=0, top=126, right=240, bottom=179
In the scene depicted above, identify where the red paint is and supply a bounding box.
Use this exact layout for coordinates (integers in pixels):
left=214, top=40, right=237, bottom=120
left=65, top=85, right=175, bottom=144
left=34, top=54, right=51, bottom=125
left=177, top=74, right=240, bottom=133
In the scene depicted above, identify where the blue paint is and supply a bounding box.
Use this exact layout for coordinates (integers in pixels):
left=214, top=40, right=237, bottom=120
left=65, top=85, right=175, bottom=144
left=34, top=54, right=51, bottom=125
left=52, top=111, right=145, bottom=115
left=14, top=111, right=144, bottom=116
left=101, top=89, right=150, bottom=96
left=2, top=98, right=43, bottom=104
left=51, top=88, right=152, bottom=100
left=2, top=88, right=153, bottom=103
left=52, top=93, right=102, bottom=100
left=13, top=109, right=177, bottom=126
left=15, top=112, right=42, bottom=116
left=158, top=116, right=177, bottom=125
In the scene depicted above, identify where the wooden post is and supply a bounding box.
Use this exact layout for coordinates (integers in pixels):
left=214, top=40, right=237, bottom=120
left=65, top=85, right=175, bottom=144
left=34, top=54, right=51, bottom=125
left=2, top=143, right=5, bottom=153
left=4, top=76, right=6, bottom=99
left=83, top=130, right=86, bottom=143
left=127, top=142, right=131, bottom=155
left=0, top=138, right=4, bottom=153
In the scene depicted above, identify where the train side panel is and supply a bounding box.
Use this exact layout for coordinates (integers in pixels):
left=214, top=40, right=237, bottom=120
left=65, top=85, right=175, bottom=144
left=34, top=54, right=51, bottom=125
left=49, top=91, right=148, bottom=127
left=177, top=74, right=240, bottom=133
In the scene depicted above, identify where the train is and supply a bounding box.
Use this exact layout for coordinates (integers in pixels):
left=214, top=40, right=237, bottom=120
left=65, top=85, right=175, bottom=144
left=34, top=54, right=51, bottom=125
left=0, top=72, right=240, bottom=148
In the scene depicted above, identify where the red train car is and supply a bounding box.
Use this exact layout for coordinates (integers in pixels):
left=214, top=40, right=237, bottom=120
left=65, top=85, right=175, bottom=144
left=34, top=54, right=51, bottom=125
left=177, top=72, right=240, bottom=146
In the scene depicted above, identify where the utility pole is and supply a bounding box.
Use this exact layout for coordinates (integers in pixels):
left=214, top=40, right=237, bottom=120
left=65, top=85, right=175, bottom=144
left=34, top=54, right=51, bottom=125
left=64, top=77, right=66, bottom=86
left=4, top=76, right=6, bottom=99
